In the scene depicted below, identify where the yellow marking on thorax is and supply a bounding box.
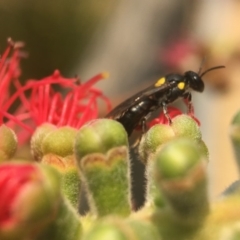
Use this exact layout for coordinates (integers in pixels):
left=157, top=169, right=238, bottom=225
left=155, top=77, right=166, bottom=87
left=177, top=82, right=185, bottom=90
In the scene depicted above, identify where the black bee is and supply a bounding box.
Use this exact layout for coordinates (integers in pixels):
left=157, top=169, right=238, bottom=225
left=106, top=66, right=225, bottom=136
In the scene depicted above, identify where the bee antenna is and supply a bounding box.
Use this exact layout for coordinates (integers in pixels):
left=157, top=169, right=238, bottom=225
left=200, top=65, right=225, bottom=78
left=197, top=57, right=207, bottom=75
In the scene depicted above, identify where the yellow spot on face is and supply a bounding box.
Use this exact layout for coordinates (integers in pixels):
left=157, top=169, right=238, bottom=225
left=155, top=77, right=165, bottom=87
left=178, top=82, right=185, bottom=90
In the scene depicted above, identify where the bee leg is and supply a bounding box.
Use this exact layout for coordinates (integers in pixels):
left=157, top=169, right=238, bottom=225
left=141, top=117, right=147, bottom=133
left=161, top=102, right=172, bottom=124
left=183, top=92, right=194, bottom=115
left=131, top=138, right=140, bottom=148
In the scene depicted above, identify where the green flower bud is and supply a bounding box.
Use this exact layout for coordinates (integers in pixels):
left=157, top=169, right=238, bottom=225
left=42, top=154, right=80, bottom=209
left=41, top=126, right=77, bottom=157
left=74, top=119, right=130, bottom=216
left=138, top=124, right=175, bottom=162
left=155, top=138, right=202, bottom=179
left=171, top=115, right=202, bottom=141
left=83, top=217, right=159, bottom=240
left=153, top=138, right=209, bottom=225
left=83, top=219, right=127, bottom=240
left=75, top=119, right=128, bottom=159
left=139, top=115, right=205, bottom=163
left=0, top=125, right=17, bottom=162
left=31, top=123, right=57, bottom=161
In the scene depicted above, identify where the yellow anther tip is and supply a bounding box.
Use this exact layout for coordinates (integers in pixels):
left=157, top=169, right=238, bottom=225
left=101, top=72, right=110, bottom=79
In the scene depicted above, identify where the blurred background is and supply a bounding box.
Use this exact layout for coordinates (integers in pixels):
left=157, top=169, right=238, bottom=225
left=1, top=0, right=240, bottom=208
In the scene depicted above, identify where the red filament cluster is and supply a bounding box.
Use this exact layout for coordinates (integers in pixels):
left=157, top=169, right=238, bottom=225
left=0, top=40, right=111, bottom=143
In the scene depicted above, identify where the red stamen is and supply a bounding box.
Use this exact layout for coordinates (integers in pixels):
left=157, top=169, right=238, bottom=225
left=12, top=78, right=30, bottom=111
left=89, top=88, right=112, bottom=112
left=48, top=93, right=62, bottom=123
left=66, top=90, right=80, bottom=126
left=76, top=95, right=98, bottom=128
left=3, top=77, right=76, bottom=112
left=38, top=86, right=45, bottom=123
left=76, top=72, right=109, bottom=97
left=57, top=92, right=72, bottom=126
left=5, top=104, right=29, bottom=128
left=1, top=110, right=33, bottom=133
left=0, top=39, right=13, bottom=70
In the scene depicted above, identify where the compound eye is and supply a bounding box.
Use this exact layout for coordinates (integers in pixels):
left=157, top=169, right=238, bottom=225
left=186, top=71, right=204, bottom=92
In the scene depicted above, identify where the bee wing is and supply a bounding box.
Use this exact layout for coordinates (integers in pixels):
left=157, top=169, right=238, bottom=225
left=106, top=83, right=170, bottom=118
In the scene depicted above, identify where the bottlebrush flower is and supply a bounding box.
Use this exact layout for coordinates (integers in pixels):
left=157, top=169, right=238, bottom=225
left=0, top=162, right=61, bottom=240
left=6, top=70, right=111, bottom=130
left=0, top=39, right=30, bottom=129
left=74, top=119, right=131, bottom=216
left=0, top=39, right=31, bottom=158
left=26, top=71, right=112, bottom=162
left=0, top=39, right=38, bottom=148
left=0, top=39, right=112, bottom=145
left=5, top=71, right=112, bottom=151
left=0, top=39, right=21, bottom=118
